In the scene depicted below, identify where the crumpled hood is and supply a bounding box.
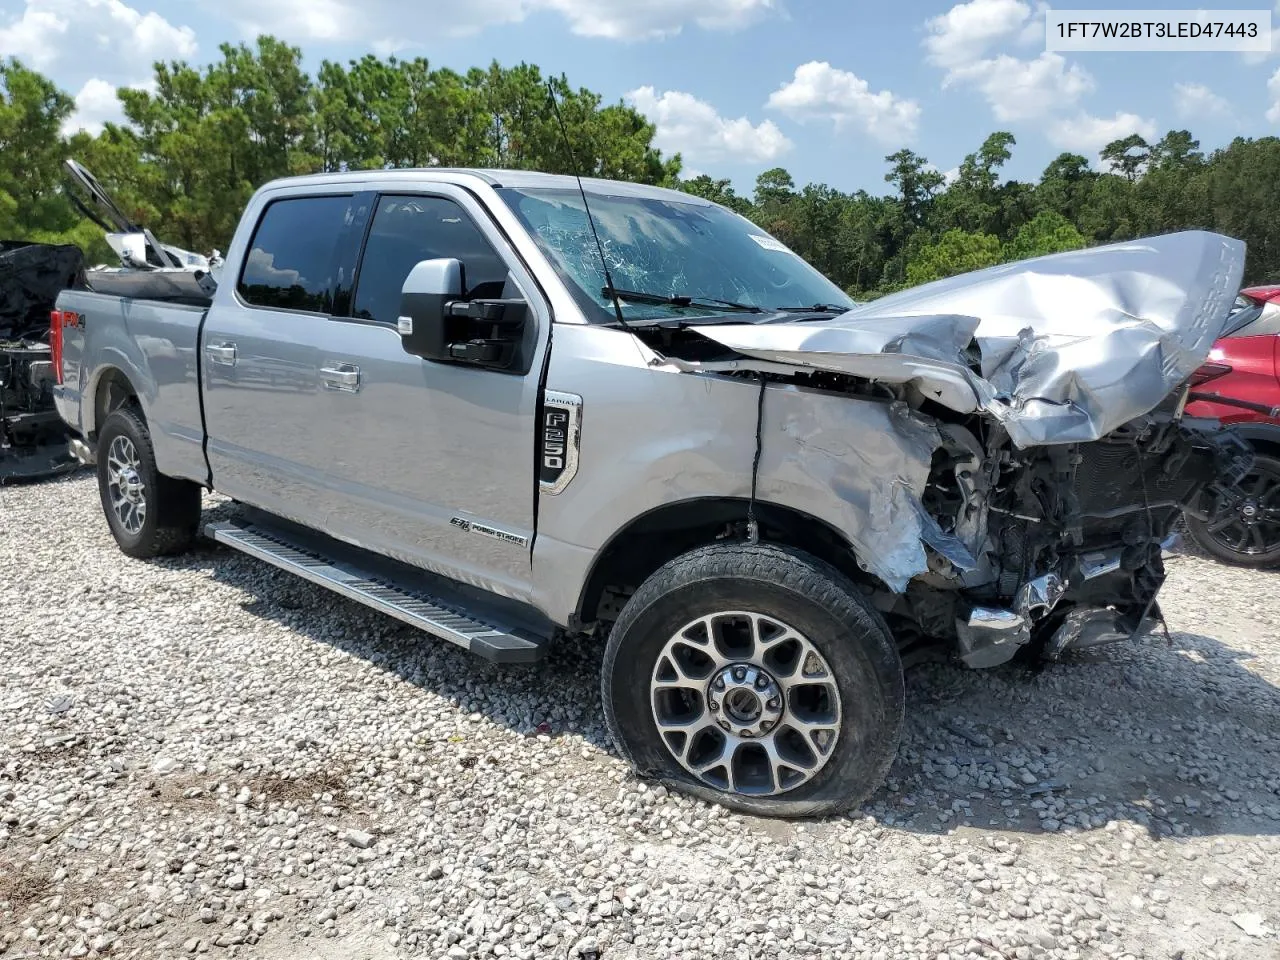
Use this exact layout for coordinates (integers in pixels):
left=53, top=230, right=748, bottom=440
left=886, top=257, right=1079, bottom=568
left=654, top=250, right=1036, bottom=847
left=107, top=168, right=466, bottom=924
left=699, top=230, right=1245, bottom=447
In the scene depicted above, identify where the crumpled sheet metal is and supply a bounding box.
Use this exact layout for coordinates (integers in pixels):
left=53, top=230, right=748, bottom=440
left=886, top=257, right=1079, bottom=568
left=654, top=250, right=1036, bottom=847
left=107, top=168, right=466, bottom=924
left=759, top=388, right=975, bottom=590
left=701, top=231, right=1245, bottom=447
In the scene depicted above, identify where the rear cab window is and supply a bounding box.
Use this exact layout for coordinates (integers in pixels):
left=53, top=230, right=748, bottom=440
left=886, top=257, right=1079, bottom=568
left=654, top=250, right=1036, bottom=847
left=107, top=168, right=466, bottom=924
left=238, top=195, right=353, bottom=313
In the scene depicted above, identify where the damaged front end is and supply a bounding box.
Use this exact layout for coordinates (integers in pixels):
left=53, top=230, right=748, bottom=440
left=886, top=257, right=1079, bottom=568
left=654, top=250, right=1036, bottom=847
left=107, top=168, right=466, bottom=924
left=921, top=399, right=1249, bottom=666
left=678, top=230, right=1250, bottom=666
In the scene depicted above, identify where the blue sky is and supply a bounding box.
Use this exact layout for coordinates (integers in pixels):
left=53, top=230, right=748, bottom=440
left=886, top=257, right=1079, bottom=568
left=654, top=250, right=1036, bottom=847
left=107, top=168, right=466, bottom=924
left=2, top=0, right=1277, bottom=196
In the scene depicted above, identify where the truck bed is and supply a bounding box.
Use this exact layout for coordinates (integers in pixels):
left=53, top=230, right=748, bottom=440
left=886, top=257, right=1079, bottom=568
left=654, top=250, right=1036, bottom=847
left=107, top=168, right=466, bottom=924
left=53, top=288, right=210, bottom=485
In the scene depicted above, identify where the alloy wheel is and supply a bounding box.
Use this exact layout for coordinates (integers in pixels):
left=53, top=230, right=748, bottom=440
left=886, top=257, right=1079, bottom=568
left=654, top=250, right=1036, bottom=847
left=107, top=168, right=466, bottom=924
left=649, top=611, right=842, bottom=797
left=105, top=435, right=147, bottom=535
left=1202, top=459, right=1280, bottom=559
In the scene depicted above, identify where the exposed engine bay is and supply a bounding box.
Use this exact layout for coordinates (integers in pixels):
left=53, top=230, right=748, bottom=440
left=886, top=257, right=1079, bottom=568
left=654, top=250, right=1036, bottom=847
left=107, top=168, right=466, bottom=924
left=636, top=231, right=1251, bottom=667
left=902, top=399, right=1249, bottom=666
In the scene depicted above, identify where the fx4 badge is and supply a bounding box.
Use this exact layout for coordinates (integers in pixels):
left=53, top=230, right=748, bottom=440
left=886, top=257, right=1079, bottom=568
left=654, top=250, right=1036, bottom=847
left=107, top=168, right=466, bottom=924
left=540, top=391, right=582, bottom=495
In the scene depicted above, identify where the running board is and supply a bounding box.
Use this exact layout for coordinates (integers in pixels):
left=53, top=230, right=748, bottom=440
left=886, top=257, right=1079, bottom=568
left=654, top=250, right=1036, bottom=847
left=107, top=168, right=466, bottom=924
left=204, top=521, right=547, bottom=663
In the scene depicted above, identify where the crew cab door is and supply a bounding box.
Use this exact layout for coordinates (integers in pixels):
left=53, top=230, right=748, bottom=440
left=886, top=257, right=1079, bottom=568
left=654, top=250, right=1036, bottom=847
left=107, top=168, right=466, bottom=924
left=201, top=190, right=361, bottom=521
left=202, top=185, right=550, bottom=600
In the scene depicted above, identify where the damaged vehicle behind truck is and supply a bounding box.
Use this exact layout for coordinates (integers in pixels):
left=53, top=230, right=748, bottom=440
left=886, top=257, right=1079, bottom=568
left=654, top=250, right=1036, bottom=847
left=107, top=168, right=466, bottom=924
left=53, top=168, right=1248, bottom=816
left=1, top=240, right=86, bottom=482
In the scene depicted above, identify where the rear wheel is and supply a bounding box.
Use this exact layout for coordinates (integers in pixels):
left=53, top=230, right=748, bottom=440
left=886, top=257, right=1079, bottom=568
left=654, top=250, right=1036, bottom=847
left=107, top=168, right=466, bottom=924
left=96, top=407, right=202, bottom=559
left=602, top=542, right=904, bottom=818
left=1185, top=452, right=1280, bottom=568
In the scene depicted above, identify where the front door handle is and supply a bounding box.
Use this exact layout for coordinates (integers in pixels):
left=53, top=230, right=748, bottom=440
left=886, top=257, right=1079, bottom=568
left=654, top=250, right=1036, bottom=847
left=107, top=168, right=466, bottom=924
left=206, top=342, right=236, bottom=366
left=320, top=363, right=361, bottom=393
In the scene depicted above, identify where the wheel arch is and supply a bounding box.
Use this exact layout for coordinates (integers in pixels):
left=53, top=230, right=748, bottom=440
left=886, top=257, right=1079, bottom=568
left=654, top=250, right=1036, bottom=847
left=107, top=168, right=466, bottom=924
left=575, top=496, right=881, bottom=628
left=87, top=364, right=144, bottom=441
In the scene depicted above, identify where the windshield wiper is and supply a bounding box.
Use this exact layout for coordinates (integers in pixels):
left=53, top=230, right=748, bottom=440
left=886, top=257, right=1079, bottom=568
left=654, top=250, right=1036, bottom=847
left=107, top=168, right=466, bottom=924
left=603, top=286, right=762, bottom=313
left=773, top=303, right=850, bottom=313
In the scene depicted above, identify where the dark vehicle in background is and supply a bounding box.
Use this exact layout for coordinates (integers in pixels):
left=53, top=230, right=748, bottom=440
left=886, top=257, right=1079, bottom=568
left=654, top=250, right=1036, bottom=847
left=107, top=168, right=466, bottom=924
left=1184, top=285, right=1280, bottom=566
left=0, top=240, right=85, bottom=482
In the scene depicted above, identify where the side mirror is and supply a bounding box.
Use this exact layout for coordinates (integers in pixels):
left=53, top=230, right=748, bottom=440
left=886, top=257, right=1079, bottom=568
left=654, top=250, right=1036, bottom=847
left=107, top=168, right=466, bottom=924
left=398, top=258, right=464, bottom=360
left=398, top=258, right=529, bottom=370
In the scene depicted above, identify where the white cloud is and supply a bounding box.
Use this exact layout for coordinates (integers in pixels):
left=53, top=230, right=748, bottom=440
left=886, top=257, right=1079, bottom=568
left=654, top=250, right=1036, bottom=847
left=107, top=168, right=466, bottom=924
left=923, top=0, right=1175, bottom=159
left=1047, top=112, right=1158, bottom=156
left=538, top=0, right=773, bottom=39
left=1173, top=82, right=1230, bottom=121
left=1242, top=1, right=1280, bottom=63
left=0, top=0, right=196, bottom=74
left=224, top=0, right=355, bottom=40
left=60, top=75, right=153, bottom=135
left=626, top=86, right=792, bottom=164
left=925, top=1, right=1096, bottom=125
left=945, top=52, right=1093, bottom=121
left=62, top=78, right=120, bottom=136
left=925, top=162, right=961, bottom=185
left=1268, top=68, right=1280, bottom=123
left=924, top=0, right=1031, bottom=69
left=216, top=0, right=774, bottom=46
left=766, top=61, right=921, bottom=143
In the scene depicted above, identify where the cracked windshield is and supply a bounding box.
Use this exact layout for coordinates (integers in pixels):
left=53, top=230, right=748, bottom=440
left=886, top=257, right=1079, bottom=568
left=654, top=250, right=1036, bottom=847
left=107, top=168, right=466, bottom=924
left=498, top=186, right=855, bottom=323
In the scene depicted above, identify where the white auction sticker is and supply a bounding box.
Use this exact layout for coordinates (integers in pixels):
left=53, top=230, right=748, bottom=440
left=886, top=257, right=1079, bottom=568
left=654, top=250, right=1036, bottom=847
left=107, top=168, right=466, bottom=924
left=749, top=234, right=792, bottom=253
left=1046, top=9, right=1271, bottom=52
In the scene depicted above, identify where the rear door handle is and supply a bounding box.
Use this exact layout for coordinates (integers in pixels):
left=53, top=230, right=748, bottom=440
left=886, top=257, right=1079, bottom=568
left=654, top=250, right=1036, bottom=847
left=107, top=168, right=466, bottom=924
left=206, top=342, right=237, bottom=366
left=320, top=363, right=361, bottom=393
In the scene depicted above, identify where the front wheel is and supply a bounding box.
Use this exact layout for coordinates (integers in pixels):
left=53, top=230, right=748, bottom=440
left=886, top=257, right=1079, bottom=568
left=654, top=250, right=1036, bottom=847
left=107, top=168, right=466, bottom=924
left=602, top=542, right=904, bottom=818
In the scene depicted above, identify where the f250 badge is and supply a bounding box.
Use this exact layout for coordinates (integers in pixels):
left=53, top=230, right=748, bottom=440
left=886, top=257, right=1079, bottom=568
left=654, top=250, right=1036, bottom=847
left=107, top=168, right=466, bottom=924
left=540, top=391, right=582, bottom=495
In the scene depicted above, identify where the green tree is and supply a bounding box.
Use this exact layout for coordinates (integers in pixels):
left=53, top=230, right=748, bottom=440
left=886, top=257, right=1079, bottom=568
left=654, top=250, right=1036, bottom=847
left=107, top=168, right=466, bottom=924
left=750, top=167, right=799, bottom=246
left=1003, top=211, right=1085, bottom=261
left=678, top=175, right=751, bottom=214
left=114, top=36, right=319, bottom=251
left=935, top=132, right=1021, bottom=236
left=906, top=229, right=1002, bottom=285
left=1206, top=137, right=1280, bottom=283
left=0, top=59, right=78, bottom=238
left=1100, top=133, right=1150, bottom=180
left=8, top=49, right=1280, bottom=297
left=1149, top=129, right=1203, bottom=171
left=883, top=148, right=943, bottom=226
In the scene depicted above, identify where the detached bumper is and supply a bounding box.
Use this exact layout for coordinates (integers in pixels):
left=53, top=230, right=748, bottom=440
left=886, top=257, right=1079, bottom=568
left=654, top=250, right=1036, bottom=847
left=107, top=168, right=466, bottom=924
left=1044, top=608, right=1160, bottom=661
left=955, top=533, right=1177, bottom=669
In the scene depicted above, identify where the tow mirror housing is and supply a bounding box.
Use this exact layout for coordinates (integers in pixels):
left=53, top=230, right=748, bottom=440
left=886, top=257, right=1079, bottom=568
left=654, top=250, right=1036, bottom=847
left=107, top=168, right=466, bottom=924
left=398, top=258, right=528, bottom=371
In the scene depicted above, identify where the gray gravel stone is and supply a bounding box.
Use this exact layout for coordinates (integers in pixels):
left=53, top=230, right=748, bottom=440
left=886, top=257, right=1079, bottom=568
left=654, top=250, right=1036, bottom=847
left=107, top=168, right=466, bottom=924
left=2, top=479, right=1279, bottom=960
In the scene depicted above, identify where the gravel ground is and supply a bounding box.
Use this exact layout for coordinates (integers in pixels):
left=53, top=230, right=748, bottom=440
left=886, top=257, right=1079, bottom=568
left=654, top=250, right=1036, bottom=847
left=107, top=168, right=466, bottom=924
left=3, top=474, right=1280, bottom=960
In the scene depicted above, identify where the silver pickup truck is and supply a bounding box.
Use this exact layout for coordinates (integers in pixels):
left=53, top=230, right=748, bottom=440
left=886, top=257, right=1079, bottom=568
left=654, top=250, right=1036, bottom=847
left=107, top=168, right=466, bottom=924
left=52, top=167, right=1249, bottom=817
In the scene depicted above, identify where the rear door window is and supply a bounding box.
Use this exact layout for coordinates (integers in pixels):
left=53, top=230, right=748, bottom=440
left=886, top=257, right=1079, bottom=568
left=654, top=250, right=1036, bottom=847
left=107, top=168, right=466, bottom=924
left=352, top=195, right=510, bottom=326
left=238, top=195, right=352, bottom=313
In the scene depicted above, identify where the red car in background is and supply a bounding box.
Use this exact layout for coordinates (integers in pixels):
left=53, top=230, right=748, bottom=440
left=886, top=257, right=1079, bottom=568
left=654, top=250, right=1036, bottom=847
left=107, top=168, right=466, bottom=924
left=1184, top=285, right=1280, bottom=566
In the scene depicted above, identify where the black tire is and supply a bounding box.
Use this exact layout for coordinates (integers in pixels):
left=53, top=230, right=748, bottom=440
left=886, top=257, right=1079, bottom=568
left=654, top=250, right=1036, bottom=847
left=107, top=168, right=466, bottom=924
left=96, top=407, right=201, bottom=559
left=602, top=541, right=904, bottom=818
left=1185, top=452, right=1280, bottom=568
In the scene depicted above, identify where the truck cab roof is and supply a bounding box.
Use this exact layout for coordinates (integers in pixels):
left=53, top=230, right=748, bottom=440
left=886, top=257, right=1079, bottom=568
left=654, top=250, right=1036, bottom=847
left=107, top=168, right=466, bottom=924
left=256, top=168, right=712, bottom=205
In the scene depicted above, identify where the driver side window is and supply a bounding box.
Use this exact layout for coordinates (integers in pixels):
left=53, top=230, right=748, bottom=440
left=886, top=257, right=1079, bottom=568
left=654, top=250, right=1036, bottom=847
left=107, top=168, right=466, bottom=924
left=352, top=195, right=509, bottom=326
